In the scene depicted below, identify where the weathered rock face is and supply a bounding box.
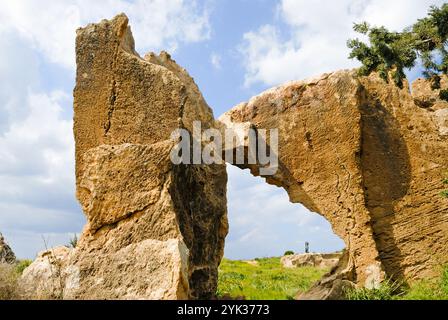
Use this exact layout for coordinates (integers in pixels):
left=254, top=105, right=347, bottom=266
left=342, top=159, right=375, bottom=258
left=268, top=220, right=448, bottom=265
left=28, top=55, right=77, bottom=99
left=0, top=233, right=16, bottom=264
left=23, top=14, right=227, bottom=300
left=281, top=252, right=342, bottom=269
left=72, top=14, right=227, bottom=300
left=219, top=71, right=448, bottom=291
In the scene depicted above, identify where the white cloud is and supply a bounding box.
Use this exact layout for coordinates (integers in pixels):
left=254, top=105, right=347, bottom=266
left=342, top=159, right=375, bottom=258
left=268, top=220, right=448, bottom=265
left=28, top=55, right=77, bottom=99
left=225, top=165, right=344, bottom=259
left=240, top=0, right=446, bottom=87
left=0, top=0, right=212, bottom=259
left=0, top=89, right=81, bottom=258
left=0, top=0, right=211, bottom=69
left=210, top=53, right=222, bottom=69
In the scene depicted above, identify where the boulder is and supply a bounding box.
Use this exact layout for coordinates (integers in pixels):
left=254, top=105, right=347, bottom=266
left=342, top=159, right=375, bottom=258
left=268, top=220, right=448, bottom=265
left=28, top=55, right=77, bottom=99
left=0, top=233, right=16, bottom=264
left=281, top=252, right=342, bottom=269
left=20, top=246, right=71, bottom=299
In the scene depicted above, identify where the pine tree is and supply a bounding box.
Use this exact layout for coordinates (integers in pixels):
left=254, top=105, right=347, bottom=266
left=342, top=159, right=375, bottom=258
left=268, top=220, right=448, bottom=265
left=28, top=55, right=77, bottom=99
left=347, top=4, right=448, bottom=100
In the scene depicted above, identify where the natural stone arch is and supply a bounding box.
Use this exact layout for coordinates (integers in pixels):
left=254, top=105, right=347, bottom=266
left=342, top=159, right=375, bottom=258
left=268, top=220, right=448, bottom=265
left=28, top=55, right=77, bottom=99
left=217, top=73, right=386, bottom=293
left=218, top=70, right=448, bottom=297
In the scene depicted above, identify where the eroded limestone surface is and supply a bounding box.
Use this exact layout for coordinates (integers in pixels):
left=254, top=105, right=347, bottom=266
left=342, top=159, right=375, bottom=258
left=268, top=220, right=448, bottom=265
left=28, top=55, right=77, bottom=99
left=219, top=71, right=448, bottom=296
left=22, top=14, right=227, bottom=300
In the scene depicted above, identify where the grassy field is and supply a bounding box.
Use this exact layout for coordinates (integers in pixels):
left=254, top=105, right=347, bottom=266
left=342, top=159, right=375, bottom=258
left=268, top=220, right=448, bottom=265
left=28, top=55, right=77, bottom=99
left=217, top=257, right=328, bottom=300
left=347, top=265, right=448, bottom=300
left=218, top=257, right=448, bottom=300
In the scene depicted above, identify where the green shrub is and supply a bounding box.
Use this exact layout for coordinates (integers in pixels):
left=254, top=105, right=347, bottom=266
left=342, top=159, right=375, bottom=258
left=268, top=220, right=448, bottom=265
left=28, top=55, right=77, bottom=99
left=401, top=266, right=448, bottom=300
left=284, top=251, right=294, bottom=256
left=345, top=279, right=403, bottom=300
left=347, top=4, right=448, bottom=93
left=0, top=263, right=21, bottom=300
left=67, top=234, right=78, bottom=249
left=15, top=259, right=32, bottom=275
left=440, top=89, right=448, bottom=102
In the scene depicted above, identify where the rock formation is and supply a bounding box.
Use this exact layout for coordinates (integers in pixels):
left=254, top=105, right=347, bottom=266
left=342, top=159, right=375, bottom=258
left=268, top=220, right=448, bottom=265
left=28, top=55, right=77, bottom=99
left=281, top=252, right=342, bottom=269
left=22, top=14, right=227, bottom=300
left=220, top=70, right=448, bottom=297
left=21, top=13, right=448, bottom=300
left=0, top=233, right=16, bottom=264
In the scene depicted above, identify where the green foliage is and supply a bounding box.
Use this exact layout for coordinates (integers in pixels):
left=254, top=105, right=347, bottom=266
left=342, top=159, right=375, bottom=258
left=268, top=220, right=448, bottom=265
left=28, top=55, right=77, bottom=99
left=284, top=250, right=294, bottom=256
left=0, top=263, right=21, bottom=300
left=217, top=258, right=448, bottom=300
left=346, top=265, right=448, bottom=300
left=348, top=4, right=448, bottom=96
left=217, top=257, right=327, bottom=300
left=344, top=279, right=403, bottom=300
left=440, top=89, right=448, bottom=101
left=67, top=234, right=78, bottom=249
left=15, top=259, right=32, bottom=275
left=442, top=175, right=448, bottom=198
left=401, top=265, right=448, bottom=300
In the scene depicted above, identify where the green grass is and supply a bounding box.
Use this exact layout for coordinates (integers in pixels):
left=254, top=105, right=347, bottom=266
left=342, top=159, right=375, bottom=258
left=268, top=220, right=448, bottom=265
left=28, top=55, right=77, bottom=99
left=217, top=257, right=328, bottom=300
left=400, top=266, right=448, bottom=300
left=15, top=259, right=32, bottom=275
left=346, top=265, right=448, bottom=300
left=345, top=279, right=403, bottom=300
left=218, top=257, right=448, bottom=300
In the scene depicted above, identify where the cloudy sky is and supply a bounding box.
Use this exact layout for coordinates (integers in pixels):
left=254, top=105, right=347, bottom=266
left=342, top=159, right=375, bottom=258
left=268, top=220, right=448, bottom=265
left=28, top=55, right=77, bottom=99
left=0, top=0, right=443, bottom=260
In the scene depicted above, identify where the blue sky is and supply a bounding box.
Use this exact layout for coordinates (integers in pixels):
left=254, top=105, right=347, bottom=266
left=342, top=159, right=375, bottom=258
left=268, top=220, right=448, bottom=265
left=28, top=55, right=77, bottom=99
left=0, top=0, right=443, bottom=260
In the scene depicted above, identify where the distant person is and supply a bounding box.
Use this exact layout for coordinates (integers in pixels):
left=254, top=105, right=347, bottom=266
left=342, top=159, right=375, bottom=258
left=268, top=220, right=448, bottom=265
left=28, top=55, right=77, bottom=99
left=305, top=241, right=309, bottom=253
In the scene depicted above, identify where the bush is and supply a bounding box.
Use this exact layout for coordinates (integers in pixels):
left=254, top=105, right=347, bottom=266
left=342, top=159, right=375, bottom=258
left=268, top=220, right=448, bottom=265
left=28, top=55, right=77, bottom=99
left=284, top=251, right=294, bottom=256
left=345, top=279, right=403, bottom=300
left=347, top=265, right=448, bottom=300
left=440, top=89, right=448, bottom=102
left=402, top=265, right=448, bottom=300
left=67, top=234, right=78, bottom=249
left=0, top=263, right=21, bottom=300
left=15, top=260, right=32, bottom=275
left=441, top=175, right=448, bottom=198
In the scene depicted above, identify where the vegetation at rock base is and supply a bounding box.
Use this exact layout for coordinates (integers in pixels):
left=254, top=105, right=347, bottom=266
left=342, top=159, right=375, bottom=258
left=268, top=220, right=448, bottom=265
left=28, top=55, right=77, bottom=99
left=0, top=259, right=32, bottom=300
left=15, top=259, right=32, bottom=275
left=442, top=175, right=448, bottom=198
left=346, top=265, right=448, bottom=300
left=0, top=263, right=19, bottom=300
left=400, top=265, right=448, bottom=300
left=217, top=257, right=328, bottom=300
left=347, top=3, right=448, bottom=99
left=218, top=258, right=448, bottom=300
left=345, top=279, right=403, bottom=300
left=67, top=234, right=78, bottom=249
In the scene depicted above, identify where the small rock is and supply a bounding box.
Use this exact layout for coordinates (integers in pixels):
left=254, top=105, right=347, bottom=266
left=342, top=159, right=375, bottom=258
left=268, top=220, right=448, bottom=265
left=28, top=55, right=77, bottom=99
left=280, top=252, right=342, bottom=269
